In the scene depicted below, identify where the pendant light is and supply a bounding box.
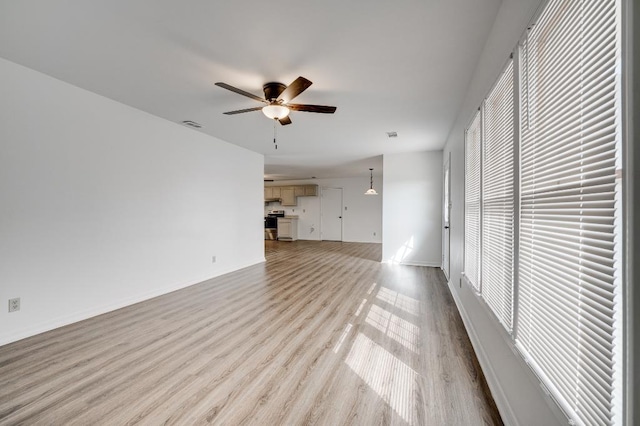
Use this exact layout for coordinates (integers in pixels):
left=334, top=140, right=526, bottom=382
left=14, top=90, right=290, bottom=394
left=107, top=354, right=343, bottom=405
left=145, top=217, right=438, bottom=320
left=365, top=168, right=378, bottom=195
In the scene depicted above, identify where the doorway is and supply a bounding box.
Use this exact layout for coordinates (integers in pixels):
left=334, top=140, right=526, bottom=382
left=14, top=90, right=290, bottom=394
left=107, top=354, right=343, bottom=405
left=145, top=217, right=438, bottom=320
left=321, top=187, right=343, bottom=241
left=442, top=154, right=451, bottom=279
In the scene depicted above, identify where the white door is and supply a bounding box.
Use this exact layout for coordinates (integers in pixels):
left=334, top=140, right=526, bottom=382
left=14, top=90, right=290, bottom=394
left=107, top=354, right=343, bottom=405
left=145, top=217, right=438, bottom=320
left=321, top=187, right=343, bottom=241
left=442, top=154, right=451, bottom=279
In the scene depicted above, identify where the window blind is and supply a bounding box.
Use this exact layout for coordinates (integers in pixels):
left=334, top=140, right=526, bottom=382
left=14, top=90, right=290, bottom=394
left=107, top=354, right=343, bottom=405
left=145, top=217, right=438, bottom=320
left=516, top=0, right=621, bottom=424
left=464, top=111, right=481, bottom=291
left=482, top=60, right=515, bottom=331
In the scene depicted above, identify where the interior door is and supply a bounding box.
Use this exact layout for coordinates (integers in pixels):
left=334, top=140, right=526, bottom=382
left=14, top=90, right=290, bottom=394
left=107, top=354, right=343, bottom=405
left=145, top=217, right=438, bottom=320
left=321, top=187, right=343, bottom=241
left=442, top=154, right=451, bottom=279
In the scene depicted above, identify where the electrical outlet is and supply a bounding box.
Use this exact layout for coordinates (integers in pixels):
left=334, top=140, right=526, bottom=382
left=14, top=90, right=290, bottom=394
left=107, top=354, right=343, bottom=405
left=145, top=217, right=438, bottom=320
left=8, top=298, right=20, bottom=313
left=212, top=256, right=216, bottom=263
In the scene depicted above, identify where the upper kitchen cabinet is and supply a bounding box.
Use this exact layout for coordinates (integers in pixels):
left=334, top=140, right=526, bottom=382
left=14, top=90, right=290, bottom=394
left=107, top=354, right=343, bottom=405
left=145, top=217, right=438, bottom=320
left=264, top=184, right=318, bottom=205
left=304, top=185, right=317, bottom=196
left=264, top=186, right=283, bottom=200
left=280, top=187, right=296, bottom=206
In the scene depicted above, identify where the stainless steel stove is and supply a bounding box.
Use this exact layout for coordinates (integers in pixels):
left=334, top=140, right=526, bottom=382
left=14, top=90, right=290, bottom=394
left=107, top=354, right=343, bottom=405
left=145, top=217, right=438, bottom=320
left=264, top=210, right=285, bottom=240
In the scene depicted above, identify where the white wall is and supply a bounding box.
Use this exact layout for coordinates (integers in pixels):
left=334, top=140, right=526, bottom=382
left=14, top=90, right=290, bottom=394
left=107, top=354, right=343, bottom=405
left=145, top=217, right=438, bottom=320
left=265, top=176, right=382, bottom=243
left=0, top=58, right=265, bottom=346
left=441, top=0, right=567, bottom=425
left=382, top=151, right=442, bottom=267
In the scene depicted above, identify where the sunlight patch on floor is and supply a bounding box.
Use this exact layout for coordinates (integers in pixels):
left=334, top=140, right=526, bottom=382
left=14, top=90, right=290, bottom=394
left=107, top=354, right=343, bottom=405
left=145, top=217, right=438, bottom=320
left=367, top=283, right=377, bottom=295
left=355, top=299, right=368, bottom=317
left=365, top=305, right=419, bottom=353
left=376, top=287, right=420, bottom=316
left=345, top=333, right=418, bottom=425
left=333, top=323, right=353, bottom=353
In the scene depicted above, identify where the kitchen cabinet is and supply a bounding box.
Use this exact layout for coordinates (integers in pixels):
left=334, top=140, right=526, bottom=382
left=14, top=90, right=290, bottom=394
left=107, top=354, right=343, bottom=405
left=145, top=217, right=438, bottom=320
left=265, top=186, right=283, bottom=200
left=280, top=187, right=296, bottom=206
left=277, top=217, right=298, bottom=241
left=304, top=185, right=318, bottom=196
left=264, top=184, right=318, bottom=204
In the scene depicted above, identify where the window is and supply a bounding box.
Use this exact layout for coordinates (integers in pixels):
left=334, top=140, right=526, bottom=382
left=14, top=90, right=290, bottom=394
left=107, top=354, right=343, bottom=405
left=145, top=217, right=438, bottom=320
left=482, top=60, right=515, bottom=331
left=462, top=0, right=623, bottom=423
left=464, top=111, right=481, bottom=291
left=517, top=0, right=621, bottom=424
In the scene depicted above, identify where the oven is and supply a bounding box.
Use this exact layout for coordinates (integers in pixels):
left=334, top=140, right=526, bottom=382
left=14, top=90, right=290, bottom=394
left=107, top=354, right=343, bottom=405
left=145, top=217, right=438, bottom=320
left=264, top=210, right=285, bottom=240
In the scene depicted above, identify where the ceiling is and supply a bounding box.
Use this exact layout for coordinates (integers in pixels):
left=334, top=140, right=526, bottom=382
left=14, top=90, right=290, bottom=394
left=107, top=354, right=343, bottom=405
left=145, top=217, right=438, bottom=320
left=0, top=0, right=501, bottom=180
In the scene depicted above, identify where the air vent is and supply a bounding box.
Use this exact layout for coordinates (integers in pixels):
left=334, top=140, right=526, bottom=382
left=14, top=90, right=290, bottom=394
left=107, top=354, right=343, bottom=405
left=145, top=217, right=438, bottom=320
left=386, top=131, right=398, bottom=138
left=182, top=120, right=202, bottom=128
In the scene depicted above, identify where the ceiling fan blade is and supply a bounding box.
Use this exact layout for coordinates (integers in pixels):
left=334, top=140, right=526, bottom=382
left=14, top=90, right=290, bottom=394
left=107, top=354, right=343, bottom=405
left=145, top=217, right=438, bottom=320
left=215, top=82, right=267, bottom=104
left=287, top=104, right=337, bottom=114
left=277, top=77, right=312, bottom=103
left=223, top=106, right=264, bottom=115
left=278, top=116, right=292, bottom=125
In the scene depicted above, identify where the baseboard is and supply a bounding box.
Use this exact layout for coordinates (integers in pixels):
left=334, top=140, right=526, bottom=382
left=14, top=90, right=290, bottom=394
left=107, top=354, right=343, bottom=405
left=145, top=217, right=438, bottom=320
left=381, top=259, right=441, bottom=267
left=0, top=257, right=265, bottom=346
left=296, top=239, right=382, bottom=243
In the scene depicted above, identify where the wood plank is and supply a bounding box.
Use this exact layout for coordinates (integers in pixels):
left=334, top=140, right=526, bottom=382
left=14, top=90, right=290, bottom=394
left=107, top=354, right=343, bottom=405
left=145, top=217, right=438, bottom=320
left=0, top=241, right=502, bottom=425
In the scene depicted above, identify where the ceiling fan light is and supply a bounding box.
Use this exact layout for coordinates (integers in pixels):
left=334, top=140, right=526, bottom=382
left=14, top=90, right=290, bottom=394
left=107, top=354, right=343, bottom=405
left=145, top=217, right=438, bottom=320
left=262, top=104, right=290, bottom=120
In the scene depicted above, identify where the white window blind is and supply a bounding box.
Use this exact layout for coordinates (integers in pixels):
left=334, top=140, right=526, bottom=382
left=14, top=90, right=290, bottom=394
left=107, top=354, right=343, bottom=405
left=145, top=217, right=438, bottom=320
left=464, top=111, right=481, bottom=291
left=481, top=60, right=515, bottom=331
left=517, top=0, right=621, bottom=424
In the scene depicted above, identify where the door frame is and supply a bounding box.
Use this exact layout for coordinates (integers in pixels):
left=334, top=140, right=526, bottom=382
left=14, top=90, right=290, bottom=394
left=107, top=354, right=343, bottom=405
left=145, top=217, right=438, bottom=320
left=442, top=153, right=451, bottom=279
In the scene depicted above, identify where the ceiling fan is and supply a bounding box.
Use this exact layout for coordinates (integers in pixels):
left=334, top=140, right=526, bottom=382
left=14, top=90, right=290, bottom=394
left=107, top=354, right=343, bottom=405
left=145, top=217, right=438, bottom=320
left=215, top=76, right=336, bottom=126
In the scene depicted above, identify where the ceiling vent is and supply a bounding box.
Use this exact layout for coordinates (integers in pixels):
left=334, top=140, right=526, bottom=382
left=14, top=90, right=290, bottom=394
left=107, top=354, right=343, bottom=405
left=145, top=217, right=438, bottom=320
left=386, top=131, right=398, bottom=138
left=182, top=120, right=202, bottom=128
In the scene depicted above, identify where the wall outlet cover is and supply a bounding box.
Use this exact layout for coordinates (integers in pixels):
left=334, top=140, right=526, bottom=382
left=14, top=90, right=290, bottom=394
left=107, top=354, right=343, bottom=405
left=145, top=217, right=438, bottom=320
left=8, top=298, right=20, bottom=313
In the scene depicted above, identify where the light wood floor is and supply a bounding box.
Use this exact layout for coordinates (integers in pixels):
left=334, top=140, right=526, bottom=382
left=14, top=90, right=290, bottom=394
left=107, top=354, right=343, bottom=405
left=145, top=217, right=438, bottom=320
left=0, top=241, right=501, bottom=425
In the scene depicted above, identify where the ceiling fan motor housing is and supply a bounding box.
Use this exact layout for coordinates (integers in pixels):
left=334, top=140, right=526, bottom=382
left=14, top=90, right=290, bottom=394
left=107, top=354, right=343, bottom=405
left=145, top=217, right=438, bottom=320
left=263, top=82, right=287, bottom=102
